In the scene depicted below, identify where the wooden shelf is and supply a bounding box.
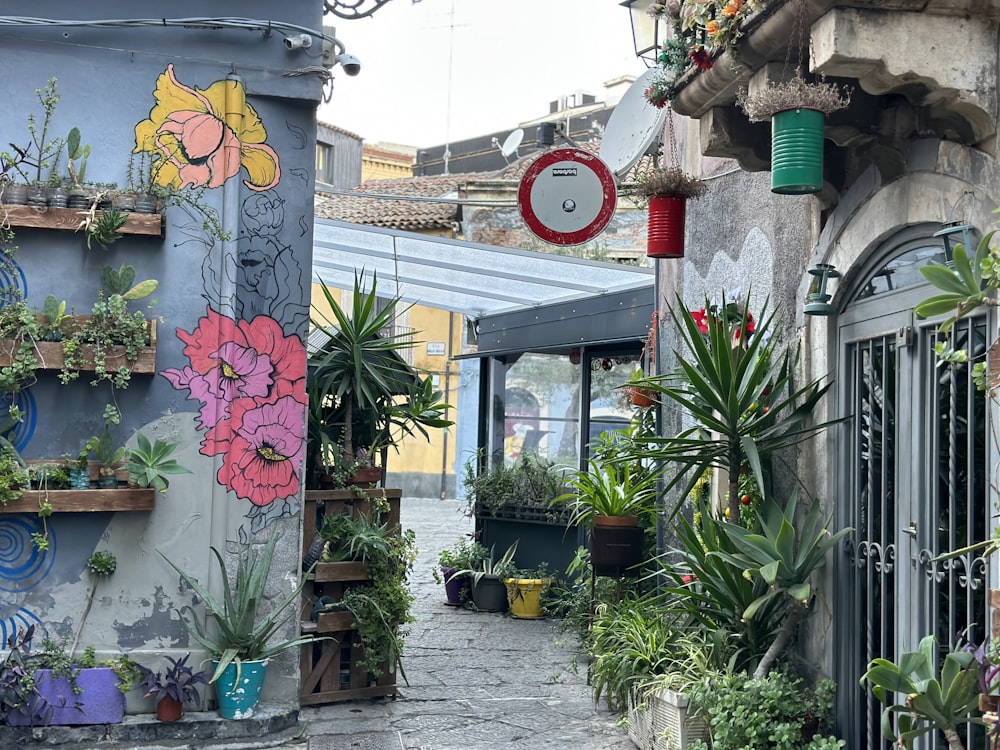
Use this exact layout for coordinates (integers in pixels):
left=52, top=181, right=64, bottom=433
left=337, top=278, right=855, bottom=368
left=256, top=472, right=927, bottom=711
left=1, top=204, right=164, bottom=237
left=312, top=561, right=370, bottom=583
left=0, top=487, right=155, bottom=513
left=0, top=317, right=157, bottom=374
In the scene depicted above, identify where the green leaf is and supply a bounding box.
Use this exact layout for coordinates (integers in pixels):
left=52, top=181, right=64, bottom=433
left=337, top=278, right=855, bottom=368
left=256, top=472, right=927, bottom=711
left=919, top=263, right=974, bottom=296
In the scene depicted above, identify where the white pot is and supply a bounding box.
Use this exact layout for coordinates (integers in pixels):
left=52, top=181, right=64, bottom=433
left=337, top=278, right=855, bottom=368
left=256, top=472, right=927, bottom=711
left=627, top=688, right=709, bottom=750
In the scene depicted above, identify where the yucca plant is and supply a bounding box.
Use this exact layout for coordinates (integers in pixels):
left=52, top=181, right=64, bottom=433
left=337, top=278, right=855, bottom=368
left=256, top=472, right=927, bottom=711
left=160, top=527, right=319, bottom=684
left=643, top=295, right=835, bottom=522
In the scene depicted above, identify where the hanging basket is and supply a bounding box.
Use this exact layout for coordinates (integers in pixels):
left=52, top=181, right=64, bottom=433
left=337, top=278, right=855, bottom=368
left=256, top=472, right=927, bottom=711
left=770, top=108, right=825, bottom=195
left=647, top=195, right=686, bottom=258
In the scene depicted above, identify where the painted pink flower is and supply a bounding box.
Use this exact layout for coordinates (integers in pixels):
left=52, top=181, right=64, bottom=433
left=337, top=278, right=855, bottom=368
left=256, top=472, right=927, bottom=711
left=161, top=307, right=305, bottom=437
left=216, top=395, right=306, bottom=506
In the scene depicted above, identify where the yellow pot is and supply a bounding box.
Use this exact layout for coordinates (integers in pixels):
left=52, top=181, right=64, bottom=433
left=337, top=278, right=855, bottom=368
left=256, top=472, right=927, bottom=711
left=504, top=578, right=546, bottom=619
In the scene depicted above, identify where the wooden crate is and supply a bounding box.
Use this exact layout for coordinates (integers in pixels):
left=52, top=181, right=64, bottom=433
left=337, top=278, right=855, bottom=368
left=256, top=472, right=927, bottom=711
left=299, top=489, right=401, bottom=705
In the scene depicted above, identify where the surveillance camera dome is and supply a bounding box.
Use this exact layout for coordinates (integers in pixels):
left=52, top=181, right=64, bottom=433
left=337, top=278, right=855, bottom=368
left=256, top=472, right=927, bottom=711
left=339, top=53, right=361, bottom=76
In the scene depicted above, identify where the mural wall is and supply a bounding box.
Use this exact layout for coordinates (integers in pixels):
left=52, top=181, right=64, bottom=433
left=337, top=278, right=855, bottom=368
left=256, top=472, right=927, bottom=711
left=0, top=2, right=322, bottom=708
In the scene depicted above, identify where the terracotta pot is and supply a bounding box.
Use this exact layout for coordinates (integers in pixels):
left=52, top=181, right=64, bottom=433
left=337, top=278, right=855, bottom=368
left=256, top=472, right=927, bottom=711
left=349, top=466, right=382, bottom=487
left=647, top=195, right=686, bottom=258
left=591, top=522, right=645, bottom=577
left=630, top=388, right=655, bottom=408
left=593, top=514, right=639, bottom=527
left=157, top=696, right=183, bottom=722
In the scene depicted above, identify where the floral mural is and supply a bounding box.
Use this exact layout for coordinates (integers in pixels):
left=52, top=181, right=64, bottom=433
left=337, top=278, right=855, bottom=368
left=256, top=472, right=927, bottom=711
left=137, top=65, right=309, bottom=521
left=134, top=63, right=280, bottom=191
left=161, top=309, right=307, bottom=508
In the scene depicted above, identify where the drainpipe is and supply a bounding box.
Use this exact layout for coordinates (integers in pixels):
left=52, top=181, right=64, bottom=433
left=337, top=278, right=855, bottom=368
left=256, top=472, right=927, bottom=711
left=439, top=312, right=455, bottom=499
left=208, top=73, right=244, bottom=573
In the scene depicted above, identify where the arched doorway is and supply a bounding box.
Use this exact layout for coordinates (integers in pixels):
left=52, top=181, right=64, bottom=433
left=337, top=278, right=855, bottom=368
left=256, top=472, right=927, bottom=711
left=834, top=223, right=992, bottom=749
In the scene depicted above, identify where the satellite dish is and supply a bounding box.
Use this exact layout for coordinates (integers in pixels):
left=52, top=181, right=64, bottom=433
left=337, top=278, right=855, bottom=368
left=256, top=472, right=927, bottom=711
left=599, top=68, right=668, bottom=177
left=500, top=128, right=524, bottom=158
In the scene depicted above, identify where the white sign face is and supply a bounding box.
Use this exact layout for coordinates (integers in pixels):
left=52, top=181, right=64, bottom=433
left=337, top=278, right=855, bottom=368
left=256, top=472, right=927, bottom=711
left=517, top=149, right=617, bottom=246
left=426, top=342, right=446, bottom=356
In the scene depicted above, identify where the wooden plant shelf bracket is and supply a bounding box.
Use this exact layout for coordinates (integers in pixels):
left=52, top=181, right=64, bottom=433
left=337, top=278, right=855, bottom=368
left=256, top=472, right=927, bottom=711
left=1, top=205, right=164, bottom=238
left=0, top=488, right=156, bottom=513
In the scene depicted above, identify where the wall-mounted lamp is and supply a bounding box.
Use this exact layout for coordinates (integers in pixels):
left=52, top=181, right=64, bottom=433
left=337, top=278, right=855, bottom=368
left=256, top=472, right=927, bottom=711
left=933, top=221, right=977, bottom=266
left=619, top=0, right=665, bottom=66
left=804, top=263, right=841, bottom=316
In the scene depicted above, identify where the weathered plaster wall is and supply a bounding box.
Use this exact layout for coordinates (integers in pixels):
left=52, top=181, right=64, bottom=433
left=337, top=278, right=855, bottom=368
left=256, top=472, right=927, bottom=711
left=0, top=1, right=323, bottom=710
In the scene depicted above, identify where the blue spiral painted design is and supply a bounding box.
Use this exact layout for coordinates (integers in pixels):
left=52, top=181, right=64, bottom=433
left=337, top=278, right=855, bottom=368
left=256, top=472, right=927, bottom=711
left=0, top=260, right=27, bottom=304
left=0, top=607, right=43, bottom=647
left=0, top=516, right=54, bottom=592
left=1, top=390, right=36, bottom=450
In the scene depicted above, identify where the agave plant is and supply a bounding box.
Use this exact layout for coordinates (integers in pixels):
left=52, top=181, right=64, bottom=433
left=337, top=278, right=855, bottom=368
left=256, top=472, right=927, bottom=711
left=711, top=490, right=851, bottom=677
left=160, top=527, right=319, bottom=684
left=861, top=635, right=982, bottom=750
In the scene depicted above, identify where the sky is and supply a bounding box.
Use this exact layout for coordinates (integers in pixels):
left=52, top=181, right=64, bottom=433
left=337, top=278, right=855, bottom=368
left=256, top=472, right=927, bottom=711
left=317, top=0, right=647, bottom=148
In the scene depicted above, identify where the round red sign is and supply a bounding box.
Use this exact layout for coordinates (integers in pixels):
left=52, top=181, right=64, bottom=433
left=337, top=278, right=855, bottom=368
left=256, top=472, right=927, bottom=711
left=517, top=149, right=617, bottom=246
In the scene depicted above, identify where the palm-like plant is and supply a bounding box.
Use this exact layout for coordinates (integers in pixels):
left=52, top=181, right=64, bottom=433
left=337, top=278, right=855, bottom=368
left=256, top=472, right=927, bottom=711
left=308, top=272, right=451, bottom=486
left=644, top=296, right=834, bottom=522
left=160, top=527, right=319, bottom=684
left=711, top=491, right=850, bottom=677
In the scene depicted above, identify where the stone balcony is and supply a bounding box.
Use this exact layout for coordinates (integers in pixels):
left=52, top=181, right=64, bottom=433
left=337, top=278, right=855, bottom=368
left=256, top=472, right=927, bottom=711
left=670, top=0, right=1000, bottom=197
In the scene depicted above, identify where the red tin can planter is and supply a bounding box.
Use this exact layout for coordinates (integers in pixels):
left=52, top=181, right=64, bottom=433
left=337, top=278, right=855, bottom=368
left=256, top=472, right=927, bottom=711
left=647, top=195, right=686, bottom=258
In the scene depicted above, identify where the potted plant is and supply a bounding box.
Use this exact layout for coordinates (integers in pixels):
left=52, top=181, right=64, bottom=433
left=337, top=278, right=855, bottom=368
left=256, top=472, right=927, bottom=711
left=630, top=164, right=707, bottom=258
left=160, top=527, right=320, bottom=720
left=5, top=635, right=139, bottom=727
left=503, top=562, right=553, bottom=619
left=307, top=272, right=452, bottom=490
left=738, top=72, right=851, bottom=195
left=557, top=454, right=658, bottom=578
left=452, top=542, right=518, bottom=613
left=433, top=537, right=490, bottom=606
left=125, top=432, right=191, bottom=492
left=136, top=653, right=209, bottom=722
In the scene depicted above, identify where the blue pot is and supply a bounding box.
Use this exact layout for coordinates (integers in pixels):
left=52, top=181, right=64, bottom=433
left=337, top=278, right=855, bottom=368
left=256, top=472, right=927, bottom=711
left=213, top=659, right=268, bottom=720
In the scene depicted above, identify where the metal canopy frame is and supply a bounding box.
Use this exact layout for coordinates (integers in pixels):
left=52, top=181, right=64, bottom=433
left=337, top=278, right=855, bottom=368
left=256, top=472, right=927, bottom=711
left=312, top=219, right=654, bottom=319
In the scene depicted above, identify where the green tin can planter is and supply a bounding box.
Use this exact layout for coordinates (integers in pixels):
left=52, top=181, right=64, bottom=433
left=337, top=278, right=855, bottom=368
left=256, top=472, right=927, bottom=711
left=770, top=107, right=825, bottom=195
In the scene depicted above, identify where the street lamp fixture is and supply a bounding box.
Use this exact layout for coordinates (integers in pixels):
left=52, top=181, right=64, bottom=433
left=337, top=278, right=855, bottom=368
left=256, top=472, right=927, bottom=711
left=804, top=263, right=841, bottom=316
left=620, top=0, right=664, bottom=67
left=933, top=221, right=977, bottom=267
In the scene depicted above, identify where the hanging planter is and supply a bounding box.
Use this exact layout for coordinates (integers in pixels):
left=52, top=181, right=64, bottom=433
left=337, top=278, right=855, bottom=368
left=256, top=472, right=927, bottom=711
left=738, top=74, right=851, bottom=196
left=632, top=165, right=707, bottom=259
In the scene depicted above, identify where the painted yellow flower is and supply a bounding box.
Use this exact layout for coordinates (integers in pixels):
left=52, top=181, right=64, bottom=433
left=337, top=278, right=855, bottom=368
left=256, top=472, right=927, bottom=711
left=134, top=64, right=280, bottom=192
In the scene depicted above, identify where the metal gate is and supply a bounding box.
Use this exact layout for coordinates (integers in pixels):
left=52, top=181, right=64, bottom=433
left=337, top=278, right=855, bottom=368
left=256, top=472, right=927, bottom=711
left=834, top=238, right=992, bottom=749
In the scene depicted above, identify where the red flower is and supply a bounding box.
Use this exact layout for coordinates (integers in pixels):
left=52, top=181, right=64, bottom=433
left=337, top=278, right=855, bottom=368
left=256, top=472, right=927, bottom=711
left=690, top=308, right=709, bottom=335
left=682, top=574, right=697, bottom=584
left=690, top=47, right=714, bottom=70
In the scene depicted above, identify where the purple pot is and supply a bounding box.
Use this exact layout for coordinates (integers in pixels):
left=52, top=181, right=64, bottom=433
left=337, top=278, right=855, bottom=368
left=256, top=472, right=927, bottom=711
left=441, top=566, right=470, bottom=606
left=8, top=667, right=125, bottom=726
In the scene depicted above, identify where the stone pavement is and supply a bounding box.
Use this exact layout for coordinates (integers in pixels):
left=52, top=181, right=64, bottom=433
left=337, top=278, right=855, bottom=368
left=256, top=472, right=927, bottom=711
left=297, top=497, right=633, bottom=750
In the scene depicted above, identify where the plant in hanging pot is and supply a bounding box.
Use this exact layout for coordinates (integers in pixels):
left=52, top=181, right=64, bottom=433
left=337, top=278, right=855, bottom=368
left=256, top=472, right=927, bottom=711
left=630, top=165, right=707, bottom=259
left=135, top=653, right=210, bottom=722
left=160, top=527, right=321, bottom=720
left=738, top=72, right=851, bottom=195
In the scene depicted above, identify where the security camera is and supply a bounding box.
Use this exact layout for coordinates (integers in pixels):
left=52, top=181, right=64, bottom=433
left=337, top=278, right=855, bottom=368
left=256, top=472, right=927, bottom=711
left=283, top=34, right=312, bottom=50
left=338, top=53, right=361, bottom=76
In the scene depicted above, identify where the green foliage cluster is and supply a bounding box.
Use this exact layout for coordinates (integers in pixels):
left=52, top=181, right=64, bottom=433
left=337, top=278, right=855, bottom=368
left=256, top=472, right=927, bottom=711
left=463, top=450, right=568, bottom=517
left=340, top=527, right=417, bottom=680
left=687, top=672, right=843, bottom=749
